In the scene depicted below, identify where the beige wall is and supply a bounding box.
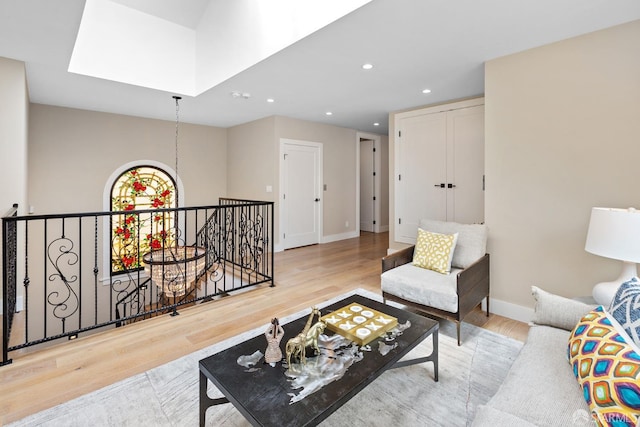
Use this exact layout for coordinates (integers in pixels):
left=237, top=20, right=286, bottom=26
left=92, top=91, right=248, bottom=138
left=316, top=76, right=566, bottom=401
left=25, top=104, right=384, bottom=251
left=227, top=116, right=277, bottom=202
left=275, top=116, right=359, bottom=241
left=28, top=104, right=227, bottom=214
left=0, top=57, right=28, bottom=303
left=228, top=115, right=388, bottom=247
left=0, top=58, right=28, bottom=217
left=485, top=20, right=640, bottom=309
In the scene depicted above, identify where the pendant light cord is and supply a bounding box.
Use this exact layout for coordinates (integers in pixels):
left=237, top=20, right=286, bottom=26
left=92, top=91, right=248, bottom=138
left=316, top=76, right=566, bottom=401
left=173, top=95, right=181, bottom=208
left=173, top=95, right=181, bottom=241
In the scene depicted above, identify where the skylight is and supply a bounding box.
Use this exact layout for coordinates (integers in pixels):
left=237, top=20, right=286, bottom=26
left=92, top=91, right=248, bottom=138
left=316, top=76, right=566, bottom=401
left=68, top=0, right=372, bottom=96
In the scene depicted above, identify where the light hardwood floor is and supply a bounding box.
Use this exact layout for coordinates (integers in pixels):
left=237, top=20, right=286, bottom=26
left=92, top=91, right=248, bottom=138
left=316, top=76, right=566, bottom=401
left=0, top=232, right=528, bottom=425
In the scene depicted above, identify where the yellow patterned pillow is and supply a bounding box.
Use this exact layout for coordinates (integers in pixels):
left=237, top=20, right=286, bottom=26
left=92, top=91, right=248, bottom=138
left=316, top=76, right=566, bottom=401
left=568, top=307, right=640, bottom=426
left=413, top=228, right=458, bottom=274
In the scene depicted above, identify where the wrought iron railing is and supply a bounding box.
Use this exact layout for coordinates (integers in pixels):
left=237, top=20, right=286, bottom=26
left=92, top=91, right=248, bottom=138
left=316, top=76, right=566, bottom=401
left=1, top=199, right=273, bottom=366
left=2, top=204, right=18, bottom=366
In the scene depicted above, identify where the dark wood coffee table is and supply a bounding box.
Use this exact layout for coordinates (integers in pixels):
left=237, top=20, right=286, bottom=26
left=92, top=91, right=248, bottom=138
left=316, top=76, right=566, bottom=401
left=199, top=294, right=439, bottom=426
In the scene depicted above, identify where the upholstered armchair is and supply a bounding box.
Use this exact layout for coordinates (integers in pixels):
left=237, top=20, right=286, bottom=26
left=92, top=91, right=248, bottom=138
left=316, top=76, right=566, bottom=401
left=381, top=219, right=489, bottom=345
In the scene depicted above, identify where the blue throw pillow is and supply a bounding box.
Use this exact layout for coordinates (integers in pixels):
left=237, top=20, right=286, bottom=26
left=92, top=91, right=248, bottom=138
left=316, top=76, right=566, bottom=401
left=608, top=277, right=640, bottom=347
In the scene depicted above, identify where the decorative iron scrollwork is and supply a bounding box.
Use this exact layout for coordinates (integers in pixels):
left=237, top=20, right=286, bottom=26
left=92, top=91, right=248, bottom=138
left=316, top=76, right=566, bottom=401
left=5, top=218, right=17, bottom=339
left=2, top=200, right=273, bottom=364
left=46, top=236, right=79, bottom=330
left=238, top=211, right=265, bottom=272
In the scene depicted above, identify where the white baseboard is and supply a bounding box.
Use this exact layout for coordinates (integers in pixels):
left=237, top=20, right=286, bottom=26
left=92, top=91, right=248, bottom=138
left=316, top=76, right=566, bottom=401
left=486, top=297, right=533, bottom=323
left=321, top=231, right=359, bottom=244
left=276, top=230, right=359, bottom=252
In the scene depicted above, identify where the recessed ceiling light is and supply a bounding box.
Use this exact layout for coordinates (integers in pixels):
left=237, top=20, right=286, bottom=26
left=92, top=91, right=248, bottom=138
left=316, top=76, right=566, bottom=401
left=326, top=111, right=333, bottom=116
left=267, top=98, right=275, bottom=103
left=422, top=88, right=432, bottom=94
left=373, top=122, right=380, bottom=126
left=362, top=63, right=373, bottom=70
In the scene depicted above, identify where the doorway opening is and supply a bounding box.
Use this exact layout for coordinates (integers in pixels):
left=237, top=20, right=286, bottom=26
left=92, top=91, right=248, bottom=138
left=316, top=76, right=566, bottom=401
left=357, top=132, right=384, bottom=234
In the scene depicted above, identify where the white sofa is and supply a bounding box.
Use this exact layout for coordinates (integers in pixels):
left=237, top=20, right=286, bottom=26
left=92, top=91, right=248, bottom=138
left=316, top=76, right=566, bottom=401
left=472, top=287, right=594, bottom=426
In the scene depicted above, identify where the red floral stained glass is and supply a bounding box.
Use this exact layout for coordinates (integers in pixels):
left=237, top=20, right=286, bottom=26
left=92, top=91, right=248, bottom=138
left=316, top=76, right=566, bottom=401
left=111, top=166, right=176, bottom=273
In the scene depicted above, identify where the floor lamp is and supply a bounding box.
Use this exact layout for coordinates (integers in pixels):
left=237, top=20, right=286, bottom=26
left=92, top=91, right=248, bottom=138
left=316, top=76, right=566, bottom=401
left=585, top=207, right=640, bottom=306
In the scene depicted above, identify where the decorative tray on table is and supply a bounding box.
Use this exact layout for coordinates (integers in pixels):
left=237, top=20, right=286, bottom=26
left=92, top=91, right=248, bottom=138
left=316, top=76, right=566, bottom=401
left=320, top=303, right=398, bottom=346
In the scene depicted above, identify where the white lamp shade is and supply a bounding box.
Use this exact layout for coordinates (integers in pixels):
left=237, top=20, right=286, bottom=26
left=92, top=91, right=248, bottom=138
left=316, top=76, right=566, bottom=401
left=585, top=207, right=640, bottom=263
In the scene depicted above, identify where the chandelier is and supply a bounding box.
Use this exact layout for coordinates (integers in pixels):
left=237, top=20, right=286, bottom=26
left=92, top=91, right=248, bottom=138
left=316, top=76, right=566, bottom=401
left=143, top=245, right=206, bottom=297
left=143, top=96, right=206, bottom=302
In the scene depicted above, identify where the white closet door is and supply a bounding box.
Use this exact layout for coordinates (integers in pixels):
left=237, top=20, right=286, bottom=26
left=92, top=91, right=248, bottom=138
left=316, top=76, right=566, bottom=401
left=396, top=112, right=447, bottom=243
left=448, top=105, right=485, bottom=224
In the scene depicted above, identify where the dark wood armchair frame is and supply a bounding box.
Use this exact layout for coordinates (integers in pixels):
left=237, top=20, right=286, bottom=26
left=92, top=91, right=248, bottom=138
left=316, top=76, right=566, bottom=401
left=382, top=246, right=490, bottom=345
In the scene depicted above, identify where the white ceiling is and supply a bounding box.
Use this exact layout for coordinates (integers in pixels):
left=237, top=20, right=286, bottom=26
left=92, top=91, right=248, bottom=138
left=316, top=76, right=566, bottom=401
left=68, top=0, right=372, bottom=97
left=109, top=0, right=211, bottom=29
left=1, top=0, right=639, bottom=135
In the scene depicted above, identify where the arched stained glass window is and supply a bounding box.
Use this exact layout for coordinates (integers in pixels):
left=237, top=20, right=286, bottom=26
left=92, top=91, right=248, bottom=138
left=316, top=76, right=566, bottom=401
left=110, top=166, right=176, bottom=274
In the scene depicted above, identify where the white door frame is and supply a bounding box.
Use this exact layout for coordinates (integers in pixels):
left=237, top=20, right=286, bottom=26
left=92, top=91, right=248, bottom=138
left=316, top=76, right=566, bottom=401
left=356, top=132, right=382, bottom=233
left=279, top=138, right=323, bottom=249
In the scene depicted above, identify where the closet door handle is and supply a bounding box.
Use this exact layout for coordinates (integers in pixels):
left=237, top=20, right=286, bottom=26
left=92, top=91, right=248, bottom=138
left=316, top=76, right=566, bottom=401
left=448, top=183, right=456, bottom=188
left=434, top=183, right=445, bottom=188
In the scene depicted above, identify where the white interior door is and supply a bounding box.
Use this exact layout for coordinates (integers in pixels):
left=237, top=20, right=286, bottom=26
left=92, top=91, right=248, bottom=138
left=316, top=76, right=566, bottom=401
left=360, top=139, right=374, bottom=232
left=281, top=140, right=322, bottom=249
left=396, top=113, right=447, bottom=242
left=448, top=105, right=485, bottom=224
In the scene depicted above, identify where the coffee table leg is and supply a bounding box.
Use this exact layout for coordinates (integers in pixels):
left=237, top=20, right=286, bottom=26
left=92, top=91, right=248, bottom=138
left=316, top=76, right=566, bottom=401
left=432, top=330, right=438, bottom=382
left=389, top=329, right=439, bottom=382
left=200, top=371, right=231, bottom=427
left=199, top=371, right=208, bottom=427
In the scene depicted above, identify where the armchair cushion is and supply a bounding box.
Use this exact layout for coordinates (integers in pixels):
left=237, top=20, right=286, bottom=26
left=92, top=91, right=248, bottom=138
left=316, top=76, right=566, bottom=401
left=412, top=228, right=458, bottom=274
left=419, top=219, right=487, bottom=269
left=381, top=263, right=461, bottom=313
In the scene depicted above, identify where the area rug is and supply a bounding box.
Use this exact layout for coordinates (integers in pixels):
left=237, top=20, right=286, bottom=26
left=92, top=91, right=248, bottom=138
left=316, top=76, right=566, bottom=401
left=8, top=289, right=523, bottom=427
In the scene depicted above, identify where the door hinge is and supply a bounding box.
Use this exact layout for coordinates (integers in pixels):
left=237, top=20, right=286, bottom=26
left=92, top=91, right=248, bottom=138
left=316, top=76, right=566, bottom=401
left=283, top=194, right=286, bottom=200
left=283, top=233, right=285, bottom=239
left=373, top=220, right=376, bottom=225
left=398, top=174, right=401, bottom=181
left=373, top=196, right=376, bottom=201
left=373, top=171, right=376, bottom=176
left=483, top=175, right=485, bottom=191
left=373, top=147, right=376, bottom=152
left=398, top=218, right=402, bottom=225
left=398, top=131, right=401, bottom=137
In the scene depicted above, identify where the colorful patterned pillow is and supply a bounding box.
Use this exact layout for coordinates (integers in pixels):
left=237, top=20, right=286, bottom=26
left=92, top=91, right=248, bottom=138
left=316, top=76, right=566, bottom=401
left=608, top=277, right=640, bottom=348
left=412, top=228, right=458, bottom=274
left=568, top=306, right=640, bottom=426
